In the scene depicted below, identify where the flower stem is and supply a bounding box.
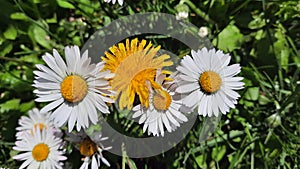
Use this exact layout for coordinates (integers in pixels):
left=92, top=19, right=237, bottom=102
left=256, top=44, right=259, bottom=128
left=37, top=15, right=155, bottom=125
left=0, top=56, right=34, bottom=69
left=182, top=0, right=215, bottom=24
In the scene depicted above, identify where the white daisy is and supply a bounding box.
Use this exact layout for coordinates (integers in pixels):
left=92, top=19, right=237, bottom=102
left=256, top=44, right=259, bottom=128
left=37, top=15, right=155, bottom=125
left=66, top=131, right=111, bottom=169
left=16, top=108, right=60, bottom=140
left=132, top=70, right=189, bottom=137
left=33, top=46, right=115, bottom=132
left=176, top=11, right=189, bottom=20
left=198, top=26, right=209, bottom=37
left=13, top=128, right=67, bottom=169
left=104, top=0, right=124, bottom=6
left=176, top=47, right=244, bottom=117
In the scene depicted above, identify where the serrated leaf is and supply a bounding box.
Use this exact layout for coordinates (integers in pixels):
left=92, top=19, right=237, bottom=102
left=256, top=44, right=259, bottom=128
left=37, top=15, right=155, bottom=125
left=4, top=25, right=17, bottom=40
left=0, top=99, right=20, bottom=113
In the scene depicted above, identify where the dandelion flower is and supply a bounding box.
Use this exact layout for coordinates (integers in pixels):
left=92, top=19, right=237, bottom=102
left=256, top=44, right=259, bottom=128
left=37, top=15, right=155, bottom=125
left=67, top=131, right=111, bottom=169
left=13, top=128, right=67, bottom=169
left=104, top=0, right=124, bottom=6
left=176, top=48, right=244, bottom=117
left=33, top=46, right=114, bottom=132
left=132, top=70, right=189, bottom=136
left=102, top=38, right=173, bottom=110
left=16, top=108, right=58, bottom=139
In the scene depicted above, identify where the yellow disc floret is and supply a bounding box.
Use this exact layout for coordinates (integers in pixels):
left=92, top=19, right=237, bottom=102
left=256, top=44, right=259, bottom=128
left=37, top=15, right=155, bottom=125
left=199, top=71, right=222, bottom=93
left=153, top=89, right=172, bottom=111
left=60, top=75, right=88, bottom=103
left=32, top=143, right=50, bottom=161
left=79, top=137, right=98, bottom=157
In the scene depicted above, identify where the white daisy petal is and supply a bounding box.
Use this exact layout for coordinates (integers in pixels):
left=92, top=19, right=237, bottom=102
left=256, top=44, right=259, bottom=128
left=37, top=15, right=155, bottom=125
left=132, top=70, right=189, bottom=136
left=35, top=93, right=61, bottom=102
left=176, top=82, right=199, bottom=93
left=33, top=45, right=114, bottom=131
left=40, top=98, right=64, bottom=113
left=67, top=131, right=111, bottom=169
left=13, top=128, right=66, bottom=169
left=183, top=90, right=202, bottom=108
left=176, top=47, right=244, bottom=117
left=222, top=64, right=241, bottom=77
left=15, top=108, right=59, bottom=140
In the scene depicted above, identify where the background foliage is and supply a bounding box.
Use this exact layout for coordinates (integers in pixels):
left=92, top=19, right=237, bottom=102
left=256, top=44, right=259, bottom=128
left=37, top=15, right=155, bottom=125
left=0, top=0, right=299, bottom=168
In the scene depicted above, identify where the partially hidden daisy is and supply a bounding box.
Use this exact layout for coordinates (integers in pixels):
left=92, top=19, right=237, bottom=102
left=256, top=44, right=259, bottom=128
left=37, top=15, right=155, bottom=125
left=102, top=38, right=173, bottom=110
left=16, top=108, right=60, bottom=140
left=66, top=131, right=111, bottom=169
left=33, top=45, right=115, bottom=132
left=13, top=128, right=67, bottom=169
left=104, top=0, right=124, bottom=6
left=176, top=47, right=244, bottom=117
left=176, top=11, right=189, bottom=20
left=132, top=70, right=189, bottom=137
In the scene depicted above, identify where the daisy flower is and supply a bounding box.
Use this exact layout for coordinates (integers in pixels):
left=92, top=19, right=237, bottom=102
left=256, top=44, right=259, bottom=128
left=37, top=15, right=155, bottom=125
left=176, top=11, right=189, bottom=20
left=66, top=131, right=111, bottom=169
left=132, top=70, right=189, bottom=137
left=13, top=128, right=67, bottom=169
left=198, top=26, right=209, bottom=37
left=176, top=48, right=244, bottom=117
left=33, top=45, right=115, bottom=132
left=104, top=0, right=124, bottom=6
left=16, top=108, right=58, bottom=139
left=102, top=38, right=173, bottom=110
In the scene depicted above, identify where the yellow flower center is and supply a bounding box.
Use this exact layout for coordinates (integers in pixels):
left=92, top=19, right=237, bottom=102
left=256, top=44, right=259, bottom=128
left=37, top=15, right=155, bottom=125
left=153, top=90, right=172, bottom=111
left=79, top=137, right=98, bottom=157
left=60, top=75, right=88, bottom=103
left=32, top=143, right=50, bottom=162
left=199, top=71, right=222, bottom=93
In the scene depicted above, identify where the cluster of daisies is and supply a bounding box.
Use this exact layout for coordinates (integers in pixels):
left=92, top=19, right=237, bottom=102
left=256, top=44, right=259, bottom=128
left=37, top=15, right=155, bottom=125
left=13, top=37, right=244, bottom=168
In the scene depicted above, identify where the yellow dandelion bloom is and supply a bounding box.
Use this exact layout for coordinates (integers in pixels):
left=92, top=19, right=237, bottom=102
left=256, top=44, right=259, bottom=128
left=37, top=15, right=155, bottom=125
left=102, top=38, right=173, bottom=110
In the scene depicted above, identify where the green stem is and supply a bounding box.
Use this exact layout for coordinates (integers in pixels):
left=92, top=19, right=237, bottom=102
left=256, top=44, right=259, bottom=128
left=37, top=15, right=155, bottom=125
left=0, top=56, right=34, bottom=69
left=182, top=0, right=215, bottom=24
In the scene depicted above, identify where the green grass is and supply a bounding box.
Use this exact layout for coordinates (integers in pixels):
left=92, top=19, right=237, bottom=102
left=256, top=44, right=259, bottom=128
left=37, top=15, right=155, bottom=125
left=0, top=0, right=299, bottom=168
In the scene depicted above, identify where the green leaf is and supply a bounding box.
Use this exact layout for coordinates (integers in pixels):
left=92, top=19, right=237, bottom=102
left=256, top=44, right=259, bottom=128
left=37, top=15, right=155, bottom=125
left=244, top=87, right=259, bottom=101
left=274, top=25, right=290, bottom=71
left=212, top=145, right=226, bottom=162
left=248, top=13, right=265, bottom=29
left=0, top=41, right=13, bottom=56
left=10, top=12, right=28, bottom=21
left=19, top=101, right=35, bottom=113
left=258, top=94, right=271, bottom=105
left=213, top=24, right=244, bottom=52
left=28, top=23, right=51, bottom=49
left=195, top=154, right=207, bottom=168
left=56, top=0, right=75, bottom=9
left=0, top=99, right=20, bottom=113
left=3, top=25, right=17, bottom=40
